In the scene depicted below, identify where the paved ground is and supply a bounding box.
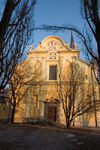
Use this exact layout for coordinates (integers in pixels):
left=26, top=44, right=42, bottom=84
left=0, top=123, right=100, bottom=150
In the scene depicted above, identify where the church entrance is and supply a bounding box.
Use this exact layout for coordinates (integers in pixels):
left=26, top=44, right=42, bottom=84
left=44, top=98, right=59, bottom=122
left=47, top=107, right=56, bottom=122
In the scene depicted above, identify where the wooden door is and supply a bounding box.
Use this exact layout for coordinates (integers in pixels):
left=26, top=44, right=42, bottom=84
left=47, top=107, right=56, bottom=121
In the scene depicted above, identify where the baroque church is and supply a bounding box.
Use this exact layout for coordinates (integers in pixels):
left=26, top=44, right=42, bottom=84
left=8, top=33, right=100, bottom=127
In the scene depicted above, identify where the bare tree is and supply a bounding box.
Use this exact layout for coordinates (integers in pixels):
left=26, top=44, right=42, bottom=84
left=0, top=0, right=37, bottom=90
left=8, top=58, right=43, bottom=123
left=35, top=0, right=100, bottom=83
left=8, top=61, right=32, bottom=123
left=56, top=62, right=99, bottom=128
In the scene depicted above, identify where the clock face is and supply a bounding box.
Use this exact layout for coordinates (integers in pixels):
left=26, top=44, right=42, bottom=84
left=47, top=40, right=60, bottom=50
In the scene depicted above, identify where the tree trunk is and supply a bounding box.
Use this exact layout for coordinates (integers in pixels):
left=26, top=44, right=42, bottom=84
left=67, top=122, right=70, bottom=128
left=66, top=116, right=70, bottom=128
left=11, top=106, right=15, bottom=123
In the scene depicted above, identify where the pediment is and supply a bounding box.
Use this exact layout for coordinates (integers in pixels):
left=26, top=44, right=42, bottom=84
left=27, top=35, right=80, bottom=55
left=44, top=97, right=59, bottom=103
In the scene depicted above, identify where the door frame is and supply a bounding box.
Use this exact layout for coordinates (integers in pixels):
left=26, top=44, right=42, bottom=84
left=44, top=99, right=59, bottom=122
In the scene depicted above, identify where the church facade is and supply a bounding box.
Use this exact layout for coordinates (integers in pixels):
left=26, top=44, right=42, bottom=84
left=10, top=34, right=100, bottom=127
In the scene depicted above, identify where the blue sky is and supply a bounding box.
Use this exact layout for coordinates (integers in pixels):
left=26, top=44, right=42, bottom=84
left=33, top=0, right=84, bottom=58
left=0, top=0, right=85, bottom=58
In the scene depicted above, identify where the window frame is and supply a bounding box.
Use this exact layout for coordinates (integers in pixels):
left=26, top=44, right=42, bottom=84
left=49, top=65, right=57, bottom=80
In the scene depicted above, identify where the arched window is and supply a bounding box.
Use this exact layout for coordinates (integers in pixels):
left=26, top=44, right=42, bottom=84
left=31, top=95, right=38, bottom=108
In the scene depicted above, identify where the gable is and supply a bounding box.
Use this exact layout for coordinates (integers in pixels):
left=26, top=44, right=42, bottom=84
left=27, top=35, right=80, bottom=59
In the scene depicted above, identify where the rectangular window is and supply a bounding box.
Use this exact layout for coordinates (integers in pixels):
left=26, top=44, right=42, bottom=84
left=49, top=65, right=57, bottom=80
left=86, top=75, right=88, bottom=79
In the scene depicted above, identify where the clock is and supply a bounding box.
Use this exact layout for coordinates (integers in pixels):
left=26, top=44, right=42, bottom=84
left=47, top=40, right=60, bottom=50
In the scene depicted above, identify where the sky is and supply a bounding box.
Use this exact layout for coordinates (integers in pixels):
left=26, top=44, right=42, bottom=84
left=0, top=0, right=85, bottom=59
left=32, top=0, right=84, bottom=58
